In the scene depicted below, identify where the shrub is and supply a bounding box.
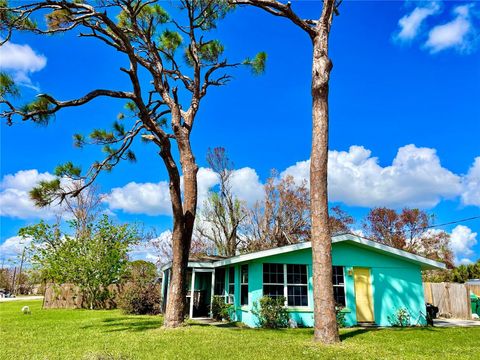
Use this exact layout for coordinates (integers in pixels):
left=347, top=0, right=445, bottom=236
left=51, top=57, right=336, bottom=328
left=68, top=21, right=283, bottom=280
left=336, top=306, right=347, bottom=328
left=252, top=296, right=289, bottom=328
left=388, top=307, right=411, bottom=327
left=119, top=283, right=161, bottom=315
left=211, top=295, right=233, bottom=321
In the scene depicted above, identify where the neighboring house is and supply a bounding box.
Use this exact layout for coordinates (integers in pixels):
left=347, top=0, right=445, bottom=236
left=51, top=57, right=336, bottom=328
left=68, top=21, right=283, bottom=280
left=161, top=234, right=445, bottom=327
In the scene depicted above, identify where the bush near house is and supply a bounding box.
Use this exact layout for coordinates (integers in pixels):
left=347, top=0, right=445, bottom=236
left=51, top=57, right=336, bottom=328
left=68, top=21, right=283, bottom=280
left=211, top=295, right=234, bottom=321
left=119, top=283, right=161, bottom=315
left=252, top=296, right=289, bottom=328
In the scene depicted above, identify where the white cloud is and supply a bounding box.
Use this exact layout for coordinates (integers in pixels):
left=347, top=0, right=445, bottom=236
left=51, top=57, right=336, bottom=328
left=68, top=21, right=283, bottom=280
left=282, top=144, right=462, bottom=208
left=0, top=169, right=60, bottom=219
left=230, top=167, right=264, bottom=206
left=462, top=157, right=480, bottom=206
left=0, top=41, right=46, bottom=88
left=425, top=4, right=477, bottom=53
left=196, top=167, right=220, bottom=207
left=450, top=225, right=478, bottom=264
left=395, top=2, right=441, bottom=41
left=105, top=166, right=264, bottom=215
left=0, top=235, right=31, bottom=262
left=106, top=180, right=172, bottom=216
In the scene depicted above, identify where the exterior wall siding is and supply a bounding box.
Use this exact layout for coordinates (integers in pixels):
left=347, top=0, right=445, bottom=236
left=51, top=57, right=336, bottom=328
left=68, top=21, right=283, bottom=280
left=229, top=241, right=426, bottom=327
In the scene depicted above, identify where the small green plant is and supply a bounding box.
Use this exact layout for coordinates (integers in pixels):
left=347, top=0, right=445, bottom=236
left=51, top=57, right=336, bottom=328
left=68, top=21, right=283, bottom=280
left=388, top=307, right=411, bottom=327
left=336, top=306, right=347, bottom=328
left=252, top=296, right=289, bottom=328
left=211, top=295, right=233, bottom=321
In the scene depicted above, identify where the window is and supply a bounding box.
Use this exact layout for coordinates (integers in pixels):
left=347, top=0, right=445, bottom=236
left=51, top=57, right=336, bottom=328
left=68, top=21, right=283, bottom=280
left=263, top=263, right=284, bottom=300
left=287, top=264, right=308, bottom=306
left=214, top=268, right=225, bottom=297
left=263, top=263, right=308, bottom=307
left=228, top=267, right=235, bottom=303
left=240, top=264, right=248, bottom=306
left=332, top=266, right=346, bottom=307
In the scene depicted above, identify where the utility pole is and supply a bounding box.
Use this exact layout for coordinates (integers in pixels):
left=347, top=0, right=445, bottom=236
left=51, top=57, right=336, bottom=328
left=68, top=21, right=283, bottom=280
left=16, top=247, right=26, bottom=295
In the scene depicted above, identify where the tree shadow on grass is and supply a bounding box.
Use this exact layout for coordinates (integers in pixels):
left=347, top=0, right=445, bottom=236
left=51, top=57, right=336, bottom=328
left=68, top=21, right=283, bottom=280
left=340, top=326, right=437, bottom=341
left=81, top=317, right=164, bottom=333
left=188, top=320, right=246, bottom=329
left=340, top=328, right=373, bottom=341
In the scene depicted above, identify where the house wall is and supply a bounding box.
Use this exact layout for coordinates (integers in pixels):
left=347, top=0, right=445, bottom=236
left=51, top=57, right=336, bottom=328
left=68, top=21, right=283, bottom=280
left=227, top=241, right=426, bottom=327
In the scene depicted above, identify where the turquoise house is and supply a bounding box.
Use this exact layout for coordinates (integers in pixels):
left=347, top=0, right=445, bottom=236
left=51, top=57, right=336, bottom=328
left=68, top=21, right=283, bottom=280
left=161, top=234, right=445, bottom=327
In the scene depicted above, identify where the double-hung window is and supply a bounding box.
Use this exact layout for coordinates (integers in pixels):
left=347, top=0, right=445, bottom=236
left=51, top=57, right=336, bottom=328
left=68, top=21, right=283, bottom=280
left=214, top=268, right=226, bottom=301
left=263, top=263, right=309, bottom=307
left=332, top=266, right=346, bottom=307
left=286, top=264, right=308, bottom=306
left=262, top=263, right=285, bottom=300
left=240, top=264, right=248, bottom=306
left=227, top=267, right=235, bottom=303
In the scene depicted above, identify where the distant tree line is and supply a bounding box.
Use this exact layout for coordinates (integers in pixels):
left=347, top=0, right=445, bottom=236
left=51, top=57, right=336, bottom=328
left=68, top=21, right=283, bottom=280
left=424, top=260, right=480, bottom=283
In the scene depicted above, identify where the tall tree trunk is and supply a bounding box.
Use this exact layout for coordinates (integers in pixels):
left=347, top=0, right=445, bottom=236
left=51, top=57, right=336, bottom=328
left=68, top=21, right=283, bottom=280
left=310, top=11, right=339, bottom=343
left=162, top=136, right=198, bottom=328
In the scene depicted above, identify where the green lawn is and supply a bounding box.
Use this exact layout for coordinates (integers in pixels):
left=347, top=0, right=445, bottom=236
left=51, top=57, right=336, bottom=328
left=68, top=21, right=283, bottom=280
left=1, top=300, right=478, bottom=360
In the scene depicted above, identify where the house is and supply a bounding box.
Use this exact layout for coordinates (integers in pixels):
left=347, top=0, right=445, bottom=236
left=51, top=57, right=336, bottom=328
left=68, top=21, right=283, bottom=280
left=160, top=234, right=445, bottom=327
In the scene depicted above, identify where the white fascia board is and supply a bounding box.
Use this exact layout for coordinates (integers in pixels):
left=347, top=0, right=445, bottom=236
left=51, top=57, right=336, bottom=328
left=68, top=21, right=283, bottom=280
left=213, top=241, right=312, bottom=267
left=160, top=261, right=214, bottom=271
left=160, top=262, right=172, bottom=272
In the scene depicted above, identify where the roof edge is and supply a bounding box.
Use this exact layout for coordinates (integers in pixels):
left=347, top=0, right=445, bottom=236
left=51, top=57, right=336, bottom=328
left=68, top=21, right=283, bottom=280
left=160, top=234, right=446, bottom=271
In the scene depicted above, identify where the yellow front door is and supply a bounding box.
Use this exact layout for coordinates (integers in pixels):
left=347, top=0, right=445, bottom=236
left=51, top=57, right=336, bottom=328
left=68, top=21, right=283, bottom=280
left=354, top=268, right=374, bottom=323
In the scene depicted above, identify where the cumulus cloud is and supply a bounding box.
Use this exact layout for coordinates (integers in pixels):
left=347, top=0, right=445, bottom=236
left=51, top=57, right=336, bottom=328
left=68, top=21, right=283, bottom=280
left=395, top=2, right=441, bottom=42
left=461, top=157, right=480, bottom=206
left=425, top=4, right=477, bottom=53
left=450, top=225, right=478, bottom=264
left=105, top=166, right=263, bottom=215
left=282, top=144, right=462, bottom=208
left=196, top=167, right=220, bottom=207
left=106, top=180, right=172, bottom=216
left=0, top=169, right=60, bottom=219
left=0, top=41, right=47, bottom=88
left=0, top=235, right=31, bottom=262
left=230, top=167, right=264, bottom=207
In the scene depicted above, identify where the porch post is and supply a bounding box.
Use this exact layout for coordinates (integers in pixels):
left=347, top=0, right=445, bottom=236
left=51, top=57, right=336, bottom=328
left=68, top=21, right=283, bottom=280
left=160, top=270, right=166, bottom=311
left=210, top=270, right=216, bottom=318
left=189, top=269, right=196, bottom=319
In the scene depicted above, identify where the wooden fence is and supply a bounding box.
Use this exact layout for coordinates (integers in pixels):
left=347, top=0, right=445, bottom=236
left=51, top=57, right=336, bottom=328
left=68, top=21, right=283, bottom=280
left=43, top=283, right=121, bottom=309
left=423, top=282, right=479, bottom=320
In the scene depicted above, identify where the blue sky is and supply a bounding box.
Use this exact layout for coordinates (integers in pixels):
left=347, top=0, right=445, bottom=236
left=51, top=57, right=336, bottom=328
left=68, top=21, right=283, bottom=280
left=1, top=1, right=479, bottom=265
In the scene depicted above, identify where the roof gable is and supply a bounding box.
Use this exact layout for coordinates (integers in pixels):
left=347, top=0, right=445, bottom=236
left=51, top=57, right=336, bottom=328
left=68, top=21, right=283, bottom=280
left=161, top=234, right=446, bottom=271
left=213, top=234, right=445, bottom=270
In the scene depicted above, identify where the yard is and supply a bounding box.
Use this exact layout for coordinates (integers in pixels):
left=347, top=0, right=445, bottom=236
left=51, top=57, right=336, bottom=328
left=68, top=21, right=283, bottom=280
left=1, top=300, right=478, bottom=360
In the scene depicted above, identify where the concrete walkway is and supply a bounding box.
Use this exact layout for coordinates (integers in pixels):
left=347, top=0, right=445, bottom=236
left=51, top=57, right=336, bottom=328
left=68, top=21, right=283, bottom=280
left=0, top=296, right=43, bottom=302
left=433, top=319, right=480, bottom=327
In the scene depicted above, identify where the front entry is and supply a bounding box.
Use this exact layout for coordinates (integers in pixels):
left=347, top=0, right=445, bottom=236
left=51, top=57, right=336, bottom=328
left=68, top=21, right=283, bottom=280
left=354, top=267, right=374, bottom=323
left=190, top=270, right=213, bottom=318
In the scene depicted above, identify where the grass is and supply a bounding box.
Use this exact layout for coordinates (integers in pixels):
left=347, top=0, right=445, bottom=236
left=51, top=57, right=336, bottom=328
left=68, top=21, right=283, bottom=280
left=1, top=300, right=479, bottom=360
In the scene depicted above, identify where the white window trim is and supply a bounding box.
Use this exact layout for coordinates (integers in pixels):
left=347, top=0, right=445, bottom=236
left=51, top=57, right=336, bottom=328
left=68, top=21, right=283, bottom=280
left=262, top=263, right=309, bottom=308
left=333, top=266, right=347, bottom=308
left=227, top=266, right=235, bottom=304
left=285, top=264, right=309, bottom=308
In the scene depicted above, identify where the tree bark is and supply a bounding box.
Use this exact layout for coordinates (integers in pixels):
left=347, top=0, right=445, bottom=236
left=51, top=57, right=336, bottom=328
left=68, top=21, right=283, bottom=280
left=162, top=133, right=199, bottom=328
left=310, top=8, right=339, bottom=342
